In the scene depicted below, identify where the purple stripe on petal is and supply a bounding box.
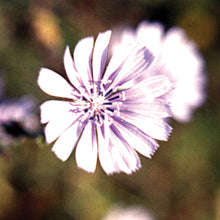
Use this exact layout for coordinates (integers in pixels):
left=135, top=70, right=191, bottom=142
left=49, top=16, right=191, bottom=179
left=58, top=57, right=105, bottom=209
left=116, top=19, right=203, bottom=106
left=93, top=30, right=112, bottom=81
left=112, top=115, right=159, bottom=153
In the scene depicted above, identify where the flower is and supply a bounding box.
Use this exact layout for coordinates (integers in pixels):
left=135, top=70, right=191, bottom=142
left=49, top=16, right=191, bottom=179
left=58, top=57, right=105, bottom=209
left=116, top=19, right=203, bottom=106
left=0, top=96, right=39, bottom=145
left=113, top=21, right=206, bottom=122
left=102, top=205, right=155, bottom=220
left=38, top=30, right=173, bottom=174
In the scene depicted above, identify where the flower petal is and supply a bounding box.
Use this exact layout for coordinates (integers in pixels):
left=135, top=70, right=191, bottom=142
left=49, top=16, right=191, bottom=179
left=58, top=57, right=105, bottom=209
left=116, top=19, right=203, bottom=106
left=161, top=28, right=206, bottom=122
left=120, top=100, right=171, bottom=118
left=108, top=124, right=141, bottom=174
left=104, top=36, right=135, bottom=82
left=40, top=100, right=72, bottom=124
left=97, top=118, right=119, bottom=174
left=112, top=117, right=159, bottom=158
left=136, top=21, right=164, bottom=55
left=38, top=68, right=74, bottom=99
left=74, top=36, right=94, bottom=90
left=138, top=75, right=173, bottom=98
left=44, top=112, right=80, bottom=144
left=104, top=45, right=154, bottom=91
left=75, top=122, right=98, bottom=173
left=119, top=111, right=172, bottom=141
left=125, top=75, right=173, bottom=100
left=92, top=30, right=111, bottom=81
left=51, top=121, right=82, bottom=161
left=64, top=46, right=82, bottom=89
left=98, top=120, right=143, bottom=175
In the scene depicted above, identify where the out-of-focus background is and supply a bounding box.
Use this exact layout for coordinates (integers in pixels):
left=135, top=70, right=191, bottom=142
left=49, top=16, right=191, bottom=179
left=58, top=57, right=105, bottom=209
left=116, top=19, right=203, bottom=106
left=0, top=0, right=219, bottom=219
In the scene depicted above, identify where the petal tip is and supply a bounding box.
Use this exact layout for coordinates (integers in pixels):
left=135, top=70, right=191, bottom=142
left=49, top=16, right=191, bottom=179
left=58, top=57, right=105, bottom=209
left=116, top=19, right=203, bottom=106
left=78, top=165, right=96, bottom=174
left=64, top=45, right=71, bottom=55
left=52, top=148, right=68, bottom=162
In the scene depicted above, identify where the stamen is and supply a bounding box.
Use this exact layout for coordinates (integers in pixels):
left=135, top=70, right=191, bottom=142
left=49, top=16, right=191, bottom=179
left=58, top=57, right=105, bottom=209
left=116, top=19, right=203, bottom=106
left=108, top=95, right=120, bottom=101
left=103, top=102, right=112, bottom=105
left=98, top=91, right=103, bottom=96
left=106, top=107, right=114, bottom=112
left=101, top=114, right=105, bottom=120
left=82, top=96, right=87, bottom=101
left=105, top=89, right=113, bottom=97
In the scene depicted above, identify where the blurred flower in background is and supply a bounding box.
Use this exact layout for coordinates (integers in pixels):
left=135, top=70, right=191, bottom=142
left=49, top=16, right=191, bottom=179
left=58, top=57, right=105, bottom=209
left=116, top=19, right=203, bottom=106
left=0, top=71, right=39, bottom=146
left=38, top=30, right=173, bottom=174
left=0, top=96, right=40, bottom=145
left=102, top=204, right=155, bottom=220
left=112, top=21, right=206, bottom=122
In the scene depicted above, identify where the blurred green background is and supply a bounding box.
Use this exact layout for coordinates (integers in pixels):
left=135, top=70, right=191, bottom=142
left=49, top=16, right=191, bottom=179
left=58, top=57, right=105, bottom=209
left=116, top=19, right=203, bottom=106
left=0, top=0, right=220, bottom=219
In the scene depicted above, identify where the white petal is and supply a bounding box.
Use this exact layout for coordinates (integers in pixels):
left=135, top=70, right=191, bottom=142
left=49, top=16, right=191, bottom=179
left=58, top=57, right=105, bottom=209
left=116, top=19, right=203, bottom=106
left=104, top=33, right=135, bottom=82
left=97, top=118, right=119, bottom=175
left=98, top=117, right=144, bottom=175
left=98, top=144, right=118, bottom=175
left=120, top=100, right=171, bottom=118
left=74, top=37, right=94, bottom=90
left=64, top=46, right=82, bottom=89
left=92, top=30, right=111, bottom=81
left=104, top=45, right=154, bottom=90
left=125, top=75, right=173, bottom=100
left=40, top=100, right=72, bottom=124
left=38, top=68, right=74, bottom=99
left=108, top=124, right=141, bottom=174
left=139, top=75, right=173, bottom=98
left=113, top=118, right=159, bottom=158
left=161, top=28, right=206, bottom=122
left=137, top=21, right=163, bottom=55
left=119, top=111, right=172, bottom=141
left=121, top=28, right=136, bottom=45
left=75, top=122, right=98, bottom=173
left=52, top=121, right=82, bottom=161
left=45, top=112, right=80, bottom=143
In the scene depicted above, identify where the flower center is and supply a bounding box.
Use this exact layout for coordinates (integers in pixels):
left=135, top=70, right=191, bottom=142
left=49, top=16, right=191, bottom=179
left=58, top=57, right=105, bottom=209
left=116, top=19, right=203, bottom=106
left=75, top=82, right=125, bottom=125
left=89, top=95, right=105, bottom=112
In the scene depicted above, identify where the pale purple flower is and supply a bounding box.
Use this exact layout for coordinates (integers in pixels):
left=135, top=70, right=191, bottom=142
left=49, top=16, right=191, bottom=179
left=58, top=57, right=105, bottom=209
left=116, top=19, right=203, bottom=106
left=0, top=96, right=39, bottom=145
left=38, top=30, right=172, bottom=174
left=113, top=21, right=206, bottom=122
